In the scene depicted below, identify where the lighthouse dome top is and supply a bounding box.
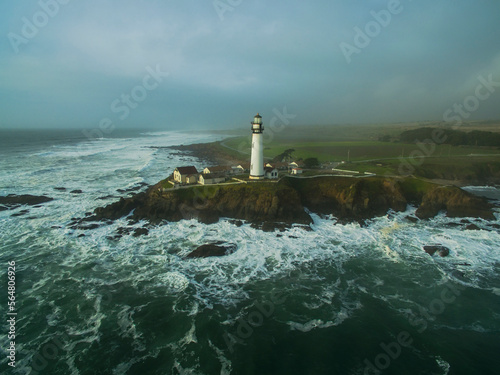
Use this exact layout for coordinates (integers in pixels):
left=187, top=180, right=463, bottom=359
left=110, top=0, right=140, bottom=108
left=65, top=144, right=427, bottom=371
left=252, top=113, right=263, bottom=125
left=251, top=113, right=263, bottom=133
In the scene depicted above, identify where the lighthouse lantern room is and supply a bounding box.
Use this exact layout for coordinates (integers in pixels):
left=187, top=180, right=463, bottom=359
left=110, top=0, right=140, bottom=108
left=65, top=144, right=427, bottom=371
left=249, top=113, right=265, bottom=179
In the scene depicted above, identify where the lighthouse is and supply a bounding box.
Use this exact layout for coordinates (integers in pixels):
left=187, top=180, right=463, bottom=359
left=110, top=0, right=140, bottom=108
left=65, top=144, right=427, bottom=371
left=249, top=113, right=265, bottom=179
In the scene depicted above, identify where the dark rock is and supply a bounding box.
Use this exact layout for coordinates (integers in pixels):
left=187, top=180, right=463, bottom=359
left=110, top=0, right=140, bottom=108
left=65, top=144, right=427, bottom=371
left=117, top=227, right=133, bottom=235
left=133, top=228, right=149, bottom=237
left=438, top=247, right=450, bottom=257
left=186, top=242, right=236, bottom=258
left=424, top=246, right=438, bottom=256
left=424, top=245, right=450, bottom=257
left=289, top=235, right=299, bottom=239
left=491, top=224, right=500, bottom=230
left=54, top=187, right=67, bottom=191
left=117, top=183, right=150, bottom=194
left=416, top=186, right=494, bottom=220
left=70, top=190, right=83, bottom=194
left=405, top=216, right=419, bottom=223
left=465, top=224, right=481, bottom=231
left=445, top=222, right=462, bottom=228
left=11, top=210, right=30, bottom=217
left=77, top=234, right=85, bottom=238
left=276, top=234, right=283, bottom=237
left=0, top=205, right=8, bottom=212
left=97, top=195, right=117, bottom=200
left=77, top=223, right=100, bottom=230
left=229, top=220, right=244, bottom=227
left=296, top=224, right=314, bottom=231
left=0, top=194, right=53, bottom=207
left=261, top=222, right=289, bottom=232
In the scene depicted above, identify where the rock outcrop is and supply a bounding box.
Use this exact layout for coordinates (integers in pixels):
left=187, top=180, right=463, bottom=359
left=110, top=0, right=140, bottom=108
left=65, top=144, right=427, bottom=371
left=424, top=245, right=450, bottom=257
left=94, top=181, right=312, bottom=226
left=415, top=185, right=495, bottom=220
left=186, top=242, right=237, bottom=258
left=0, top=194, right=53, bottom=210
left=87, top=176, right=495, bottom=229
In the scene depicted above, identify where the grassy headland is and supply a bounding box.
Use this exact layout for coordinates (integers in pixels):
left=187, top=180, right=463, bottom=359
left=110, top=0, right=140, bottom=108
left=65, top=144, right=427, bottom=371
left=176, top=120, right=500, bottom=185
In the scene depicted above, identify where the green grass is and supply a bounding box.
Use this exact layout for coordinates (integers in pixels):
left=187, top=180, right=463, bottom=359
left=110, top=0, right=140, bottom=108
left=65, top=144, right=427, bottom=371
left=223, top=136, right=500, bottom=164
left=207, top=122, right=500, bottom=183
left=159, top=179, right=174, bottom=189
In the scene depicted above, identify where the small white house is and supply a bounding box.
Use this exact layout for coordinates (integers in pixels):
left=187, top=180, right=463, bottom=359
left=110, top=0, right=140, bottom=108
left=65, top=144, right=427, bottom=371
left=266, top=162, right=288, bottom=170
left=237, top=163, right=251, bottom=172
left=231, top=165, right=245, bottom=174
left=174, top=166, right=199, bottom=184
left=265, top=167, right=279, bottom=179
left=203, top=165, right=233, bottom=175
left=291, top=168, right=303, bottom=175
left=289, top=161, right=305, bottom=169
left=199, top=173, right=226, bottom=185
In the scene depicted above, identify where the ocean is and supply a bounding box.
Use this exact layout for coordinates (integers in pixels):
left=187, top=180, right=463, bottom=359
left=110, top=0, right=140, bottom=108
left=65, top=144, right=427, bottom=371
left=0, top=129, right=499, bottom=375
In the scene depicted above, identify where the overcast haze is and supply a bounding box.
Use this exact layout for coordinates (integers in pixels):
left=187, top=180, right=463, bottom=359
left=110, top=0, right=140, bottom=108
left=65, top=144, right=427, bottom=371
left=1, top=0, right=499, bottom=130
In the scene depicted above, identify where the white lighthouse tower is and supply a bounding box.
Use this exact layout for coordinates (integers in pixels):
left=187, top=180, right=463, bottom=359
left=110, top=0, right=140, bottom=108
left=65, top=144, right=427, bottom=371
left=249, top=113, right=265, bottom=180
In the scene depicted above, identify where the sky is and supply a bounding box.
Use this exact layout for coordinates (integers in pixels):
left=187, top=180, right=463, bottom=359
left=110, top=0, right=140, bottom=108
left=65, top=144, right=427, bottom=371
left=0, top=0, right=499, bottom=130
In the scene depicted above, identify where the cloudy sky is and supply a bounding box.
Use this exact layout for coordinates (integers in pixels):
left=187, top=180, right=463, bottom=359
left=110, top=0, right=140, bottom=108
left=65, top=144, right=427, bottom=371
left=1, top=0, right=499, bottom=130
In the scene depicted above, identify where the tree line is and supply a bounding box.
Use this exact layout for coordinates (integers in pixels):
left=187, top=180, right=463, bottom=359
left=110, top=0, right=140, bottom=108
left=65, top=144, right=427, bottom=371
left=399, top=128, right=500, bottom=147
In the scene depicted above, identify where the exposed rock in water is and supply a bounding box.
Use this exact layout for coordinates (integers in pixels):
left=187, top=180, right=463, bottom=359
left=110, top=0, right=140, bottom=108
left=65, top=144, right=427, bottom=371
left=228, top=220, right=244, bottom=227
left=77, top=223, right=100, bottom=230
left=54, top=187, right=67, bottom=191
left=415, top=186, right=494, bottom=220
left=0, top=194, right=53, bottom=208
left=133, top=228, right=149, bottom=237
left=405, top=215, right=419, bottom=223
left=424, top=245, right=450, bottom=257
left=70, top=190, right=83, bottom=194
left=11, top=209, right=30, bottom=217
left=186, top=242, right=236, bottom=258
left=465, top=224, right=481, bottom=231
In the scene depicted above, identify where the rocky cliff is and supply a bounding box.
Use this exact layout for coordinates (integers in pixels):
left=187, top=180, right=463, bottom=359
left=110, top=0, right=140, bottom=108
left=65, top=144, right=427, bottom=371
left=90, top=176, right=495, bottom=228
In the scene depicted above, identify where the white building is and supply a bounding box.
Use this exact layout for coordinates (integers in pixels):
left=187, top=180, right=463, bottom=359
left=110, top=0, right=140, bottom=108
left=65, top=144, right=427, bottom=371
left=199, top=173, right=226, bottom=185
left=173, top=166, right=199, bottom=184
left=265, top=167, right=279, bottom=179
left=249, top=113, right=265, bottom=179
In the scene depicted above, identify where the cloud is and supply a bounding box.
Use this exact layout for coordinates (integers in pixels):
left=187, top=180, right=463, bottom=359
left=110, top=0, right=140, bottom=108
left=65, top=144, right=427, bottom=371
left=0, top=0, right=499, bottom=129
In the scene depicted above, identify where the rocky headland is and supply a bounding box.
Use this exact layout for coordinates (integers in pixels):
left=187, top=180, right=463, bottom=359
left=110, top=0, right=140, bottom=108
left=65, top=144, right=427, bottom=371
left=85, top=176, right=496, bottom=230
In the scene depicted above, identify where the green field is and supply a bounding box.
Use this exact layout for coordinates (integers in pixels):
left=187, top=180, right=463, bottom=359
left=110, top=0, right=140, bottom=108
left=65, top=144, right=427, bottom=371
left=216, top=121, right=500, bottom=181
left=222, top=137, right=500, bottom=162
